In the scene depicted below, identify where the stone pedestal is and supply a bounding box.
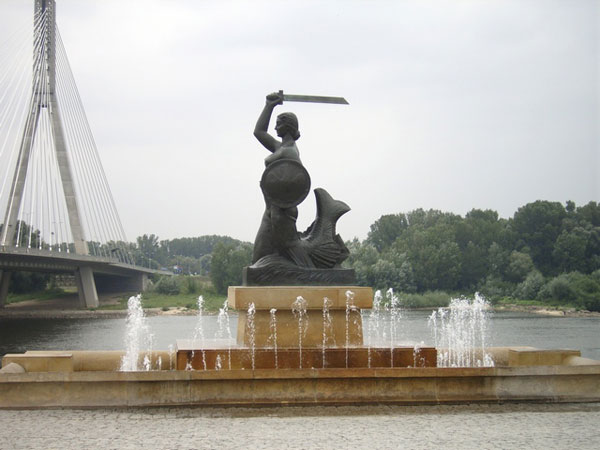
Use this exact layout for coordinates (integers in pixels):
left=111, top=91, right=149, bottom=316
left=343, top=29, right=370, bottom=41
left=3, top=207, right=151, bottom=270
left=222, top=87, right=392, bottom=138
left=228, top=286, right=373, bottom=348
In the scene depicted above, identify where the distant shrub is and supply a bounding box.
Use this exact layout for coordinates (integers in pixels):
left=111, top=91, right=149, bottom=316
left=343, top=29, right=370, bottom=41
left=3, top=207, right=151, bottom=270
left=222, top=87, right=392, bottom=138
left=478, top=275, right=515, bottom=303
left=9, top=271, right=50, bottom=294
left=537, top=272, right=600, bottom=311
left=401, top=291, right=451, bottom=308
left=154, top=276, right=180, bottom=295
left=513, top=270, right=545, bottom=300
left=185, top=276, right=198, bottom=294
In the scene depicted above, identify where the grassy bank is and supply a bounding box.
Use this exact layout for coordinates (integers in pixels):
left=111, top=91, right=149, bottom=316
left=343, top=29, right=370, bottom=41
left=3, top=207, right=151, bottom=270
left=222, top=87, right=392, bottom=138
left=5, top=281, right=593, bottom=315
left=99, top=291, right=227, bottom=312
left=5, top=288, right=75, bottom=304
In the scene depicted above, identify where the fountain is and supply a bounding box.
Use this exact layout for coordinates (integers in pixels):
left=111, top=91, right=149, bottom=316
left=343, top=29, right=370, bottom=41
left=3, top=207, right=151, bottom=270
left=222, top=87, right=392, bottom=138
left=119, top=294, right=153, bottom=372
left=1, top=91, right=599, bottom=408
left=428, top=294, right=494, bottom=368
left=269, top=308, right=278, bottom=369
left=1, top=288, right=599, bottom=408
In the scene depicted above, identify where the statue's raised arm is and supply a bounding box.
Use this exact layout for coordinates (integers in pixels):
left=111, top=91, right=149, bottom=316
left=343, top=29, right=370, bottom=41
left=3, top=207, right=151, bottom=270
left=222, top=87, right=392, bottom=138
left=254, top=92, right=302, bottom=166
left=253, top=92, right=284, bottom=153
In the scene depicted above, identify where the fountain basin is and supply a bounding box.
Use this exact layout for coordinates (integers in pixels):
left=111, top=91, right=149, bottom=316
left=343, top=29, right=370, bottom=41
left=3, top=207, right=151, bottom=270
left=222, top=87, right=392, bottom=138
left=0, top=363, right=599, bottom=408
left=1, top=347, right=599, bottom=408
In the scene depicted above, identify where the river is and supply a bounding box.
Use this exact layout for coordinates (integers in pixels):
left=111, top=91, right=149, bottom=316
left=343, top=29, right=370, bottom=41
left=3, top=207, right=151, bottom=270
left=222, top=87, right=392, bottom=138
left=1, top=310, right=598, bottom=361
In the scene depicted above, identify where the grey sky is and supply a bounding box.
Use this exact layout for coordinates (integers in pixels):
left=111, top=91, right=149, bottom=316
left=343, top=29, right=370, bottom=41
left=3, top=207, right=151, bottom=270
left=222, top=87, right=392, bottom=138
left=1, top=0, right=598, bottom=243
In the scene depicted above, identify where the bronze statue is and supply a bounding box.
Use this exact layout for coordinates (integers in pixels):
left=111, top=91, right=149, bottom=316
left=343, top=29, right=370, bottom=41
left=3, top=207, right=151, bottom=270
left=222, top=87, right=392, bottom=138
left=244, top=92, right=355, bottom=286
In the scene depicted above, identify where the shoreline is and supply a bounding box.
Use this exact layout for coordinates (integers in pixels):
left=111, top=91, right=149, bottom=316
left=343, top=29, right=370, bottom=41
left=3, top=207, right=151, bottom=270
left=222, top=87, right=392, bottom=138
left=1, top=303, right=598, bottom=320
left=493, top=303, right=600, bottom=318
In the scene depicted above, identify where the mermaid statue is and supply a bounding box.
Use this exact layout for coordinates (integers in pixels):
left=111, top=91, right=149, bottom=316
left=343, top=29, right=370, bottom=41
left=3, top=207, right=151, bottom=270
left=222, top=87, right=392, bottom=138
left=244, top=91, right=355, bottom=286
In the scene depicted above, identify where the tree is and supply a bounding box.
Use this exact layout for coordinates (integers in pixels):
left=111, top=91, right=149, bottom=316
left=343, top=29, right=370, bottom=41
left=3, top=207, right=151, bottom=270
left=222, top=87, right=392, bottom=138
left=513, top=270, right=545, bottom=300
left=505, top=251, right=535, bottom=283
left=393, top=224, right=461, bottom=291
left=553, top=227, right=590, bottom=273
left=344, top=239, right=380, bottom=286
left=9, top=271, right=50, bottom=293
left=576, top=201, right=600, bottom=227
left=210, top=242, right=253, bottom=294
left=366, top=214, right=407, bottom=251
left=136, top=234, right=160, bottom=262
left=512, top=201, right=567, bottom=274
left=460, top=241, right=488, bottom=290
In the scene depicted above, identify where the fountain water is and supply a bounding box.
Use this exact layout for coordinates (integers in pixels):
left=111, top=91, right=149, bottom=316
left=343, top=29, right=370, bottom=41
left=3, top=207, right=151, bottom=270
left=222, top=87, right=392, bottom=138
left=120, top=294, right=154, bottom=371
left=168, top=344, right=175, bottom=370
left=428, top=293, right=494, bottom=367
left=190, top=295, right=207, bottom=370
left=217, top=299, right=233, bottom=369
left=386, top=288, right=402, bottom=367
left=367, top=290, right=383, bottom=368
left=246, top=302, right=256, bottom=370
left=7, top=286, right=595, bottom=409
left=345, top=290, right=357, bottom=368
left=412, top=341, right=426, bottom=367
left=322, top=297, right=334, bottom=368
left=292, top=296, right=308, bottom=369
left=269, top=308, right=278, bottom=369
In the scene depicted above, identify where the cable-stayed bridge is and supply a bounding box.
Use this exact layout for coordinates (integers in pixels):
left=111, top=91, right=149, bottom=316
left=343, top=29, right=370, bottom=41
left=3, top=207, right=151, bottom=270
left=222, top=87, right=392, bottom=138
left=0, top=0, right=164, bottom=308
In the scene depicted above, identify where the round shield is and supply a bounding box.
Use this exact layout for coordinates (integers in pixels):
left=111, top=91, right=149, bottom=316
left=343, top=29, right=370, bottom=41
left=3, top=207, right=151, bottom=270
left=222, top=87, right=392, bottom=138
left=260, top=159, right=311, bottom=208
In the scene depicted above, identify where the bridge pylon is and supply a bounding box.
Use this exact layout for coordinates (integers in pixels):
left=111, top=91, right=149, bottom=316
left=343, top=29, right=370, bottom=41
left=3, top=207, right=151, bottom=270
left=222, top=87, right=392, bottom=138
left=0, top=1, right=156, bottom=309
left=1, top=0, right=88, bottom=256
left=0, top=0, right=96, bottom=308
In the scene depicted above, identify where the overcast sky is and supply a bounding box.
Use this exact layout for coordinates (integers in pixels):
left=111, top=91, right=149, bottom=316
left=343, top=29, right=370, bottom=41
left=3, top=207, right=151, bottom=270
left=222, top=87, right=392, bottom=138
left=1, top=0, right=598, bottom=243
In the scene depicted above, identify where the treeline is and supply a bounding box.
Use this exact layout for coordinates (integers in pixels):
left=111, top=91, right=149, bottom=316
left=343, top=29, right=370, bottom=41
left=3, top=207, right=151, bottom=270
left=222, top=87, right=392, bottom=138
left=344, top=200, right=600, bottom=311
left=130, top=234, right=249, bottom=278
left=7, top=200, right=599, bottom=311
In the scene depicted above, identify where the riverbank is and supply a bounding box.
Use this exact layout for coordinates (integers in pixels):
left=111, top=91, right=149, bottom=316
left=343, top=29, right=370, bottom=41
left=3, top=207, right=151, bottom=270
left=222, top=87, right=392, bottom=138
left=1, top=296, right=599, bottom=319
left=494, top=303, right=600, bottom=318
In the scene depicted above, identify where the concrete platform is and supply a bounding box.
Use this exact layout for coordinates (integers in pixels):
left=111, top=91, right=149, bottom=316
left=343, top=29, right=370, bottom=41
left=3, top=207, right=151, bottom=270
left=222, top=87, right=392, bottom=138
left=227, top=286, right=373, bottom=310
left=228, top=285, right=373, bottom=347
left=1, top=348, right=599, bottom=408
left=0, top=364, right=599, bottom=408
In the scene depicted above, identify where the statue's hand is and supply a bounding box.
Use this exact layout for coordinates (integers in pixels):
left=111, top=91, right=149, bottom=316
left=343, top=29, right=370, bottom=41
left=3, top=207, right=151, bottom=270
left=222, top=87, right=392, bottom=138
left=266, top=92, right=283, bottom=107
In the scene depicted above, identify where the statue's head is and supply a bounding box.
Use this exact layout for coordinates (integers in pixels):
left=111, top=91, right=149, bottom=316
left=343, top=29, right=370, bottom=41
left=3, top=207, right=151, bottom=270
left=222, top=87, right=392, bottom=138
left=275, top=112, right=300, bottom=140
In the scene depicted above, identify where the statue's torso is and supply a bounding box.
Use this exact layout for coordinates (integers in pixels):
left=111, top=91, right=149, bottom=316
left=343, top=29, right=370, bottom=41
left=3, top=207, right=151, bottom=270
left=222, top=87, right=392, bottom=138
left=265, top=143, right=301, bottom=166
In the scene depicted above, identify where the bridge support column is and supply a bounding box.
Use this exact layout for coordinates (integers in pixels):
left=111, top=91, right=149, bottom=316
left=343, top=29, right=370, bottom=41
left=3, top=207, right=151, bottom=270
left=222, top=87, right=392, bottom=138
left=75, top=267, right=98, bottom=309
left=132, top=273, right=150, bottom=292
left=0, top=270, right=11, bottom=308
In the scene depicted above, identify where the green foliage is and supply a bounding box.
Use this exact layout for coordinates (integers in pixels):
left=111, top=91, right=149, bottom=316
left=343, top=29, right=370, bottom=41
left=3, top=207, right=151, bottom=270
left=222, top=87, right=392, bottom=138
left=6, top=287, right=67, bottom=304
left=512, top=201, right=567, bottom=274
left=393, top=225, right=461, bottom=291
left=366, top=214, right=407, bottom=251
left=536, top=272, right=600, bottom=311
left=8, top=271, right=50, bottom=294
left=400, top=291, right=451, bottom=308
left=553, top=227, right=594, bottom=273
left=131, top=234, right=246, bottom=276
left=345, top=240, right=415, bottom=292
left=210, top=242, right=253, bottom=294
left=153, top=276, right=180, bottom=295
left=185, top=276, right=198, bottom=294
left=346, top=200, right=599, bottom=310
left=505, top=251, right=534, bottom=283
left=479, top=275, right=515, bottom=303
left=513, top=270, right=545, bottom=300
left=99, top=291, right=226, bottom=312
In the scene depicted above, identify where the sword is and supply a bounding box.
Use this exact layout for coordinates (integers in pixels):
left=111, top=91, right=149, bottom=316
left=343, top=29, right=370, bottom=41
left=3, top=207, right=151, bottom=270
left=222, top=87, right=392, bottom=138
left=278, top=90, right=349, bottom=105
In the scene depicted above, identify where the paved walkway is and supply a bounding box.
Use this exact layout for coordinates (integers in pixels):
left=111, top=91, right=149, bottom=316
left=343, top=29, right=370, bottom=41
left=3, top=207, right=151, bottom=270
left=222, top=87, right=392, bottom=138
left=1, top=402, right=599, bottom=449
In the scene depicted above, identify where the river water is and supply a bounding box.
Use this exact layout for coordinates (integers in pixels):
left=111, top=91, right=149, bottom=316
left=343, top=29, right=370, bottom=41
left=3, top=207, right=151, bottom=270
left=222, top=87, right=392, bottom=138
left=1, top=310, right=598, bottom=361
